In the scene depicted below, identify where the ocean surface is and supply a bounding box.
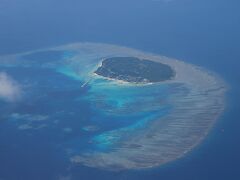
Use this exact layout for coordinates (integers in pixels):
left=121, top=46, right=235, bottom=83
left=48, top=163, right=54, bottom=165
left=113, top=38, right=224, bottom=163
left=0, top=0, right=240, bottom=180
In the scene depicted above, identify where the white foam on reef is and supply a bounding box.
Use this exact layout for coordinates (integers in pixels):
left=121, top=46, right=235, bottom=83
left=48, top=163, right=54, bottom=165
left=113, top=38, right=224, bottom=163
left=0, top=42, right=227, bottom=171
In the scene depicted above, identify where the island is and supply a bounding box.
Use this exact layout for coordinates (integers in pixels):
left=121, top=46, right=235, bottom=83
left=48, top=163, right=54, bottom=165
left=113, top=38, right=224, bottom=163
left=94, top=57, right=175, bottom=83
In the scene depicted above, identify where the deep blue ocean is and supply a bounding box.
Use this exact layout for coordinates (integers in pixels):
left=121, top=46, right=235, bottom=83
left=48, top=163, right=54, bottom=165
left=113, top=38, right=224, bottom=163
left=0, top=0, right=240, bottom=179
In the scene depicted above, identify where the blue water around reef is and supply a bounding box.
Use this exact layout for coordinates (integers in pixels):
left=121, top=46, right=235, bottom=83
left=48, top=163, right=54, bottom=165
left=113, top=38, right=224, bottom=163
left=0, top=0, right=240, bottom=180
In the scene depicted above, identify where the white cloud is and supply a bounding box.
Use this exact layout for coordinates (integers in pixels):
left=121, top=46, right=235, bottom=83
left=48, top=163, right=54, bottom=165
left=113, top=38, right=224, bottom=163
left=0, top=72, right=21, bottom=102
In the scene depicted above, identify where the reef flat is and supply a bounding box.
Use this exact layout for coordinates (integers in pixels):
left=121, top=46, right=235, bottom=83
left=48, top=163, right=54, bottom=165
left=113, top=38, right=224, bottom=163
left=65, top=43, right=227, bottom=170
left=95, top=57, right=175, bottom=83
left=0, top=43, right=227, bottom=171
